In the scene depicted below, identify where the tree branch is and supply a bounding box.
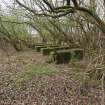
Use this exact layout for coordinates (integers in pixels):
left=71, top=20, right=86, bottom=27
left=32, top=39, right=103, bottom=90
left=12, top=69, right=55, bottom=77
left=15, top=0, right=105, bottom=33
left=43, top=0, right=54, bottom=11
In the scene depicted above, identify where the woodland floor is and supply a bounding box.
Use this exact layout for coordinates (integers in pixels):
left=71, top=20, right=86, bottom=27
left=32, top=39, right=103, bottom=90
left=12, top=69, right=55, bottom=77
left=0, top=47, right=103, bottom=105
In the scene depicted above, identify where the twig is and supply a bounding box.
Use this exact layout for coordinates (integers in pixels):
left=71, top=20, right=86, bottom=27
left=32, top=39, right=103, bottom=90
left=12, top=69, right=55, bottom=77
left=101, top=73, right=105, bottom=105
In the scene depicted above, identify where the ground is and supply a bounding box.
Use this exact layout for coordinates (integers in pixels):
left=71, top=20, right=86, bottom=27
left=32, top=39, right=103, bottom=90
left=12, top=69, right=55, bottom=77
left=0, top=48, right=102, bottom=105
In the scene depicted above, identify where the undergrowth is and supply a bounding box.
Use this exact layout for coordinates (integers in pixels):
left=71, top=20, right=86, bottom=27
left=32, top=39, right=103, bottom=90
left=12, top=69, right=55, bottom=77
left=14, top=63, right=57, bottom=88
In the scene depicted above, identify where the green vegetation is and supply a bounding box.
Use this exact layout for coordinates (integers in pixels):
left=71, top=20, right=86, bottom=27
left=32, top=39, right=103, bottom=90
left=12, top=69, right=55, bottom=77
left=0, top=0, right=105, bottom=104
left=15, top=64, right=57, bottom=87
